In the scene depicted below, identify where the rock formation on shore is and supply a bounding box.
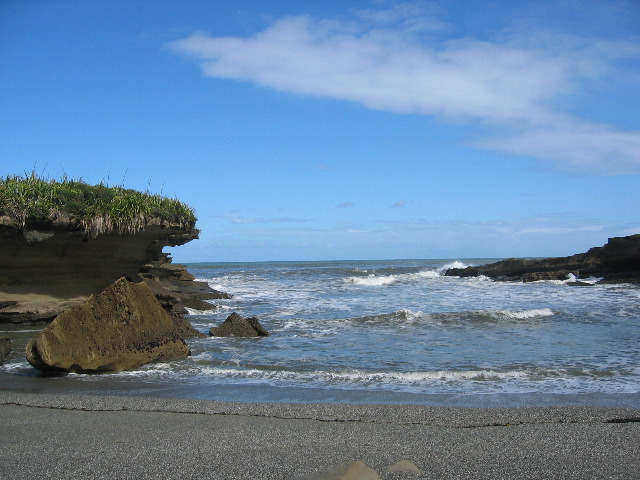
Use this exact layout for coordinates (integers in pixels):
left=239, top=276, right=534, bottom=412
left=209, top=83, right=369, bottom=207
left=0, top=215, right=229, bottom=326
left=445, top=234, right=640, bottom=283
left=26, top=277, right=190, bottom=373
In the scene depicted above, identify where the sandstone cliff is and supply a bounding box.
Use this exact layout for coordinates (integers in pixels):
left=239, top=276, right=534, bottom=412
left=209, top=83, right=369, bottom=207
left=0, top=215, right=228, bottom=326
left=445, top=234, right=640, bottom=283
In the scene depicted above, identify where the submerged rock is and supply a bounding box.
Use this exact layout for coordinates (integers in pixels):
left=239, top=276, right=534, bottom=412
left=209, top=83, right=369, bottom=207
left=209, top=312, right=270, bottom=337
left=26, top=277, right=189, bottom=373
left=0, top=337, right=10, bottom=364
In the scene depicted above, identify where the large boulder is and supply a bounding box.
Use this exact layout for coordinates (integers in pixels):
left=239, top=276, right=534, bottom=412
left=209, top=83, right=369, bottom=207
left=25, top=277, right=189, bottom=373
left=209, top=312, right=270, bottom=337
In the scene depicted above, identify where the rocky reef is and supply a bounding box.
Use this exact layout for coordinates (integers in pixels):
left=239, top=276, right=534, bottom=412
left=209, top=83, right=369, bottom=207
left=445, top=234, right=640, bottom=283
left=0, top=214, right=228, bottom=326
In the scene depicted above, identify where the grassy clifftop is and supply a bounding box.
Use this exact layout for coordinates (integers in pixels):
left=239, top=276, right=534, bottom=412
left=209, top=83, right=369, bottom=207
left=0, top=173, right=197, bottom=238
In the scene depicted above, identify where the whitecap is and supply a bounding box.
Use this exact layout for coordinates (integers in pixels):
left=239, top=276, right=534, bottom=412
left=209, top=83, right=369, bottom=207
left=439, top=260, right=468, bottom=272
left=347, top=274, right=397, bottom=286
left=496, top=308, right=555, bottom=320
left=185, top=306, right=216, bottom=315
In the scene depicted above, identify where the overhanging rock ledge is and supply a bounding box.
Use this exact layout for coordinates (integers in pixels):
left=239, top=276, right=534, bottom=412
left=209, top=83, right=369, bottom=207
left=0, top=215, right=230, bottom=328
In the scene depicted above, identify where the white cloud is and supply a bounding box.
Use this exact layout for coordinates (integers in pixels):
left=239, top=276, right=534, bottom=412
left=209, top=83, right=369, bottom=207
left=169, top=5, right=640, bottom=175
left=476, top=118, right=640, bottom=175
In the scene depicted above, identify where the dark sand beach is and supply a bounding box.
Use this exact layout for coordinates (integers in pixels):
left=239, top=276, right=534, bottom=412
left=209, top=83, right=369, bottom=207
left=1, top=391, right=639, bottom=479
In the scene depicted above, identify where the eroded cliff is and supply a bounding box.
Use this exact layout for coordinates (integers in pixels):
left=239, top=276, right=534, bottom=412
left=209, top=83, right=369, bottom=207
left=0, top=215, right=227, bottom=325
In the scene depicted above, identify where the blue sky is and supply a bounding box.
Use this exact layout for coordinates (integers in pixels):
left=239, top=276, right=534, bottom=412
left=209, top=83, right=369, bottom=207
left=1, top=0, right=639, bottom=262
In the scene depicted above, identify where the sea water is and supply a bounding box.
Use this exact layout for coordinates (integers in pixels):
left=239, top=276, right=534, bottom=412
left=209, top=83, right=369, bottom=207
left=2, top=259, right=639, bottom=407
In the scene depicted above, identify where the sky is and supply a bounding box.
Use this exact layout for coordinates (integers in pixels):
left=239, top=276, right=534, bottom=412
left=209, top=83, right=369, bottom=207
left=1, top=0, right=639, bottom=262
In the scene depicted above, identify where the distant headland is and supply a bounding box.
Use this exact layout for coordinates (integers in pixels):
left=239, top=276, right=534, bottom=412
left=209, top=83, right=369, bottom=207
left=445, top=234, right=640, bottom=284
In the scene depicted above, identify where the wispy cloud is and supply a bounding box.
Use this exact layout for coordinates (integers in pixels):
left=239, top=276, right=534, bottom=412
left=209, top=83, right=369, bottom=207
left=169, top=4, right=640, bottom=175
left=337, top=201, right=355, bottom=208
left=208, top=212, right=622, bottom=259
left=217, top=214, right=309, bottom=224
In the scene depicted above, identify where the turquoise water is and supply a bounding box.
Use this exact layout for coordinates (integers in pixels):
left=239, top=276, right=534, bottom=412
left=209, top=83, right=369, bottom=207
left=2, top=259, right=640, bottom=407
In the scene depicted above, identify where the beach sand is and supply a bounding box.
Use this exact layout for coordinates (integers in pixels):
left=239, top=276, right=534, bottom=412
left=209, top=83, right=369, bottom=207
left=1, top=391, right=639, bottom=479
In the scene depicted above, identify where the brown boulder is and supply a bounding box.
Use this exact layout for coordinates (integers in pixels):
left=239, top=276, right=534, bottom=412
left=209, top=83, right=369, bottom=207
left=25, top=277, right=189, bottom=373
left=209, top=312, right=270, bottom=337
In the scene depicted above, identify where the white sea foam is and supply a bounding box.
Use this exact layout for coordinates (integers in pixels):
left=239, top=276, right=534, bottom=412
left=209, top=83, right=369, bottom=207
left=185, top=306, right=216, bottom=315
left=348, top=274, right=397, bottom=286
left=438, top=260, right=468, bottom=272
left=96, top=363, right=639, bottom=395
left=346, top=262, right=469, bottom=286
left=496, top=308, right=555, bottom=320
left=321, top=369, right=529, bottom=385
left=466, top=274, right=492, bottom=283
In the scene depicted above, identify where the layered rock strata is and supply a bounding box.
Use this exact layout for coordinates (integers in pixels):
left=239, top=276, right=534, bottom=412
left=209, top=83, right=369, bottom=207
left=26, top=277, right=189, bottom=373
left=0, top=216, right=229, bottom=325
left=445, top=234, right=640, bottom=283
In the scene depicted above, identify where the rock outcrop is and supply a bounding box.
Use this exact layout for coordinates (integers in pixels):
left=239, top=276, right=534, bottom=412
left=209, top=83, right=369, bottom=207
left=209, top=312, right=270, bottom=337
left=0, top=215, right=229, bottom=325
left=445, top=234, right=640, bottom=283
left=26, top=277, right=190, bottom=373
left=0, top=337, right=10, bottom=364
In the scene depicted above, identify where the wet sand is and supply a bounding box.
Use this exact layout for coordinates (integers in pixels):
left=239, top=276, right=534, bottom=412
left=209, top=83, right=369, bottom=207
left=1, top=391, right=639, bottom=479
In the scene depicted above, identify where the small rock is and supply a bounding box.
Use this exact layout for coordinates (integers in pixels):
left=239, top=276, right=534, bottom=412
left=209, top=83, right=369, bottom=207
left=386, top=460, right=421, bottom=474
left=209, top=312, right=270, bottom=337
left=0, top=337, right=11, bottom=364
left=289, top=461, right=380, bottom=480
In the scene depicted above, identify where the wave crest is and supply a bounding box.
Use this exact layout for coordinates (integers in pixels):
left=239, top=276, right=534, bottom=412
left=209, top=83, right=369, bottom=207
left=345, top=261, right=469, bottom=286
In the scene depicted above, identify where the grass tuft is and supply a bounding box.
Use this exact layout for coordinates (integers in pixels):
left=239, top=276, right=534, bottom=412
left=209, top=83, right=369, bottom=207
left=0, top=172, right=197, bottom=237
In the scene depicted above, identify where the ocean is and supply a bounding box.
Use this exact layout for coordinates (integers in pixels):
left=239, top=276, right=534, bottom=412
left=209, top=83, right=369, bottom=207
left=2, top=259, right=640, bottom=407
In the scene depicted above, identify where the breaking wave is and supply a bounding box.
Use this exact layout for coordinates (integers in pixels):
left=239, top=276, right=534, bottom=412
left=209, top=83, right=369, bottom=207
left=346, top=261, right=469, bottom=286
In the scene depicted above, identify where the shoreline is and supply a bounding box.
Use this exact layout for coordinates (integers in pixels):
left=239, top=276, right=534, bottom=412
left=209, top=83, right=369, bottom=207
left=2, top=391, right=639, bottom=479
left=2, top=369, right=639, bottom=409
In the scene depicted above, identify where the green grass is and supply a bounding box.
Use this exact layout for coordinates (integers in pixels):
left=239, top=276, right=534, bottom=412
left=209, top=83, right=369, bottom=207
left=0, top=172, right=197, bottom=237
